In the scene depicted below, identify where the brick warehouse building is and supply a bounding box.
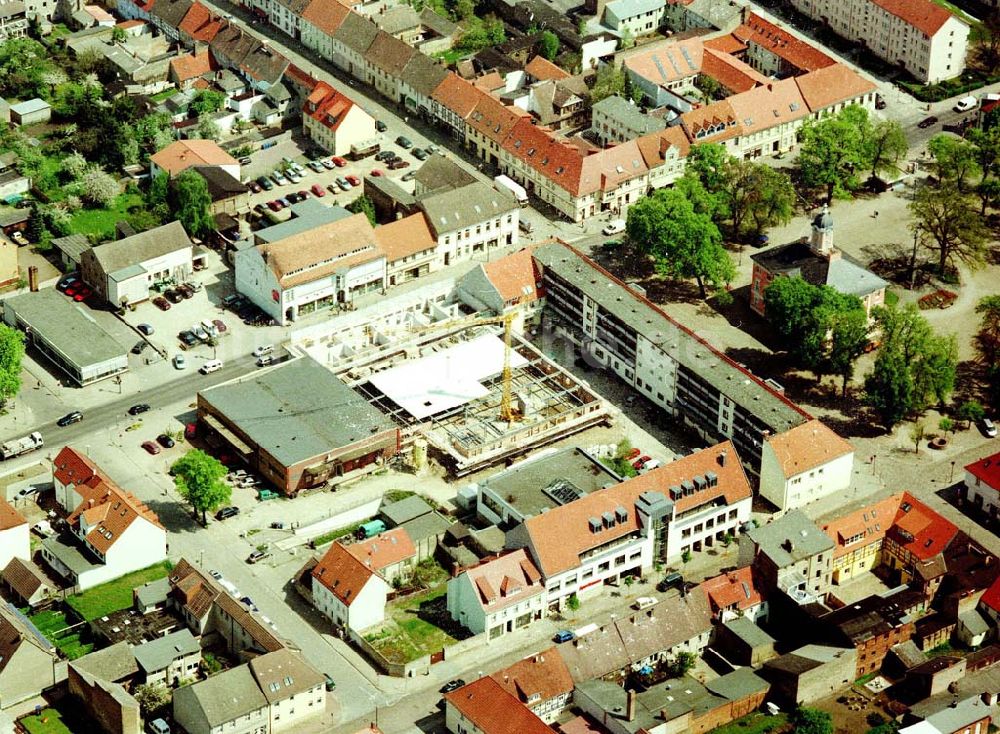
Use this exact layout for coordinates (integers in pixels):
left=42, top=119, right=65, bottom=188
left=197, top=357, right=399, bottom=495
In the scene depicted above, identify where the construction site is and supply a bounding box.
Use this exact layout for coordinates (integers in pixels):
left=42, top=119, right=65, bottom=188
left=291, top=298, right=614, bottom=476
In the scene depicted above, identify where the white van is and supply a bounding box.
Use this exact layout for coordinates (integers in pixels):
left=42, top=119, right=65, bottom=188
left=602, top=219, right=626, bottom=236
left=632, top=596, right=657, bottom=610
left=252, top=345, right=274, bottom=357
left=200, top=359, right=223, bottom=374
left=954, top=95, right=978, bottom=112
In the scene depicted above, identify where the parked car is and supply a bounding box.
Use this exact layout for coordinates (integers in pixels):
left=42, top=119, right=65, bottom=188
left=918, top=116, right=939, bottom=129
left=153, top=296, right=171, bottom=311
left=157, top=433, right=175, bottom=448
left=131, top=341, right=149, bottom=355
left=271, top=172, right=288, bottom=186
left=440, top=679, right=465, bottom=693
left=980, top=418, right=998, bottom=438
left=257, top=176, right=273, bottom=191
left=72, top=286, right=91, bottom=302
left=164, top=289, right=183, bottom=304
left=387, top=159, right=409, bottom=170
left=426, top=144, right=439, bottom=154
left=247, top=550, right=271, bottom=564
left=172, top=354, right=186, bottom=369
left=177, top=283, right=194, bottom=299
left=376, top=120, right=387, bottom=132
left=247, top=180, right=261, bottom=193
left=57, top=411, right=83, bottom=427
left=657, top=571, right=684, bottom=592
left=253, top=345, right=274, bottom=357
left=395, top=135, right=412, bottom=148
left=191, top=325, right=210, bottom=342
left=129, top=403, right=151, bottom=416
left=331, top=156, right=347, bottom=167
left=200, top=359, right=223, bottom=374
left=321, top=158, right=336, bottom=170
left=327, top=183, right=339, bottom=194
left=336, top=178, right=351, bottom=191
left=267, top=200, right=281, bottom=212
left=412, top=148, right=428, bottom=161
left=212, top=319, right=227, bottom=333
left=297, top=190, right=309, bottom=200
left=57, top=274, right=79, bottom=292
left=554, top=630, right=574, bottom=643
left=215, top=506, right=240, bottom=520
left=278, top=197, right=291, bottom=207
left=311, top=183, right=326, bottom=197
left=178, top=330, right=197, bottom=347
left=137, top=323, right=154, bottom=336
left=141, top=440, right=161, bottom=455
left=307, top=160, right=325, bottom=172
left=345, top=174, right=360, bottom=186
left=632, top=455, right=651, bottom=470
left=370, top=169, right=383, bottom=177
left=632, top=596, right=656, bottom=610
left=256, top=355, right=274, bottom=367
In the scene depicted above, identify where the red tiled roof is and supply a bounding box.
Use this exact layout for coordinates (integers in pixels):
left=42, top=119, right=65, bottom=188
left=870, top=0, right=957, bottom=36
left=981, top=573, right=1000, bottom=613
left=303, top=81, right=360, bottom=133
left=888, top=492, right=959, bottom=562
left=735, top=12, right=835, bottom=72
left=764, top=419, right=853, bottom=479
left=0, top=498, right=25, bottom=532
left=311, top=543, right=377, bottom=606
left=481, top=247, right=543, bottom=304
left=525, top=55, right=569, bottom=81
left=502, top=117, right=586, bottom=195
left=444, top=677, right=552, bottom=734
left=431, top=73, right=479, bottom=120
left=700, top=567, right=764, bottom=617
left=822, top=493, right=903, bottom=559
left=151, top=139, right=238, bottom=175
left=794, top=63, right=877, bottom=112
left=491, top=646, right=574, bottom=704
left=375, top=213, right=436, bottom=263
left=300, top=0, right=351, bottom=36
left=965, top=450, right=1000, bottom=491
left=285, top=63, right=319, bottom=92
left=521, top=442, right=751, bottom=576
left=178, top=2, right=223, bottom=42
left=679, top=100, right=743, bottom=143
left=466, top=92, right=528, bottom=146
left=170, top=49, right=217, bottom=83
left=703, top=33, right=746, bottom=55
left=462, top=550, right=543, bottom=612
left=346, top=527, right=416, bottom=572
left=701, top=48, right=767, bottom=94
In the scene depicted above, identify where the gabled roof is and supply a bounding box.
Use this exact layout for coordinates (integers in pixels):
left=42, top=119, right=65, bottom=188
left=374, top=213, right=436, bottom=263
left=524, top=55, right=569, bottom=81
left=86, top=220, right=194, bottom=276
left=299, top=0, right=349, bottom=36
left=870, top=0, right=961, bottom=36
left=170, top=49, right=219, bottom=82
left=965, top=450, right=1000, bottom=491
left=303, top=81, right=360, bottom=134
left=519, top=442, right=750, bottom=577
left=794, top=64, right=877, bottom=113
left=734, top=12, right=835, bottom=72
left=418, top=181, right=519, bottom=237
left=764, top=418, right=853, bottom=479
left=365, top=30, right=416, bottom=77
left=679, top=99, right=742, bottom=143
left=1, top=557, right=50, bottom=602
left=701, top=47, right=768, bottom=94
left=333, top=12, right=379, bottom=54
left=311, top=543, right=379, bottom=606
left=745, top=509, right=832, bottom=568
left=480, top=247, right=543, bottom=304
left=0, top=497, right=25, bottom=532
left=700, top=567, right=765, bottom=617
left=173, top=665, right=268, bottom=728
left=466, top=92, right=528, bottom=146
left=461, top=549, right=543, bottom=612
left=822, top=493, right=902, bottom=558
left=445, top=677, right=552, bottom=734
left=431, top=73, right=479, bottom=119
left=151, top=139, right=238, bottom=176
left=398, top=53, right=449, bottom=97
left=346, top=527, right=416, bottom=572
left=178, top=1, right=223, bottom=42
left=623, top=38, right=703, bottom=85
left=491, top=647, right=574, bottom=705
left=149, top=0, right=193, bottom=29
left=888, top=492, right=958, bottom=563
left=249, top=649, right=324, bottom=703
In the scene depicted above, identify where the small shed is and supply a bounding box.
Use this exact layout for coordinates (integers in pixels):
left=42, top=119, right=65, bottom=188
left=1, top=557, right=54, bottom=608
left=380, top=495, right=434, bottom=528
left=716, top=616, right=776, bottom=666
left=401, top=512, right=451, bottom=561
left=51, top=234, right=91, bottom=271
left=9, top=99, right=52, bottom=126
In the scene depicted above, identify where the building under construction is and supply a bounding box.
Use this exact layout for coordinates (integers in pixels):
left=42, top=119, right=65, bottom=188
left=323, top=318, right=612, bottom=476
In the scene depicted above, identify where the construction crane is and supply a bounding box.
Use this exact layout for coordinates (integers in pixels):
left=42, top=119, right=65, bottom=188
left=364, top=309, right=519, bottom=424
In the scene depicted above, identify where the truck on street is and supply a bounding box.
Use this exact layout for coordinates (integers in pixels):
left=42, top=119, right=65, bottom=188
left=1, top=432, right=43, bottom=460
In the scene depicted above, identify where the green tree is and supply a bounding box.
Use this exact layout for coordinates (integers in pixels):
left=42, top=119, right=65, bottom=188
left=719, top=159, right=795, bottom=238
left=910, top=182, right=989, bottom=276
left=974, top=295, right=1000, bottom=369
left=539, top=31, right=560, bottom=61
left=172, top=170, right=214, bottom=239
left=189, top=89, right=225, bottom=117
left=865, top=118, right=908, bottom=180
left=959, top=400, right=986, bottom=427
left=614, top=438, right=633, bottom=459
left=681, top=549, right=692, bottom=564
left=133, top=684, right=169, bottom=718
left=0, top=325, right=24, bottom=407
left=939, top=417, right=954, bottom=434
left=454, top=0, right=475, bottom=19
left=60, top=151, right=88, bottom=181
left=171, top=449, right=230, bottom=524
left=796, top=105, right=869, bottom=203
left=347, top=195, right=377, bottom=226
left=976, top=176, right=1000, bottom=214
left=825, top=302, right=871, bottom=396
left=864, top=304, right=958, bottom=429
left=763, top=276, right=820, bottom=345
left=685, top=143, right=731, bottom=198
left=196, top=117, right=221, bottom=141
left=910, top=421, right=925, bottom=453
left=626, top=185, right=734, bottom=299
left=793, top=707, right=833, bottom=734
left=25, top=204, right=45, bottom=243
left=590, top=64, right=626, bottom=104
left=666, top=651, right=697, bottom=677
left=566, top=593, right=580, bottom=611
left=111, top=25, right=126, bottom=43
left=927, top=135, right=980, bottom=193
left=148, top=170, right=170, bottom=209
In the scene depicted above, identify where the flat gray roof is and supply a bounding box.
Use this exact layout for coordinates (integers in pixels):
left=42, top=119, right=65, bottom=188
left=41, top=534, right=102, bottom=576
left=401, top=512, right=451, bottom=543
left=200, top=356, right=396, bottom=467
left=534, top=243, right=807, bottom=433
left=254, top=203, right=351, bottom=245
left=4, top=289, right=127, bottom=369
left=479, top=447, right=622, bottom=519
left=133, top=629, right=200, bottom=673
left=381, top=495, right=433, bottom=526
left=723, top=616, right=775, bottom=649
left=746, top=509, right=833, bottom=567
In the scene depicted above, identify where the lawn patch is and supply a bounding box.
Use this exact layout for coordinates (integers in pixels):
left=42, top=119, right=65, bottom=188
left=67, top=192, right=145, bottom=239
left=65, top=561, right=173, bottom=621
left=27, top=608, right=92, bottom=660
left=366, top=585, right=460, bottom=664
left=706, top=712, right=789, bottom=734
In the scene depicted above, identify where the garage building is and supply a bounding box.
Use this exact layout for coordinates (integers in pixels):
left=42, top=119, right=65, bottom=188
left=2, top=289, right=128, bottom=386
left=197, top=357, right=399, bottom=495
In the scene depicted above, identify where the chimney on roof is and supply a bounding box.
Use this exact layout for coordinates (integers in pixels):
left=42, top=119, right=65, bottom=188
left=626, top=689, right=637, bottom=722
left=718, top=449, right=727, bottom=467
left=781, top=538, right=793, bottom=553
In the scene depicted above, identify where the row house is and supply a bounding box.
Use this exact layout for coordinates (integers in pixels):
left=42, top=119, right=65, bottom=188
left=490, top=651, right=573, bottom=724
left=446, top=549, right=546, bottom=641
left=787, top=0, right=968, bottom=83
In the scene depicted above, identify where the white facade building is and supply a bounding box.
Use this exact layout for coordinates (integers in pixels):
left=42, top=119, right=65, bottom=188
left=0, top=500, right=28, bottom=572
left=446, top=550, right=546, bottom=640
left=787, top=0, right=968, bottom=83
left=964, top=451, right=1000, bottom=521
left=758, top=420, right=855, bottom=511
left=310, top=543, right=390, bottom=632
